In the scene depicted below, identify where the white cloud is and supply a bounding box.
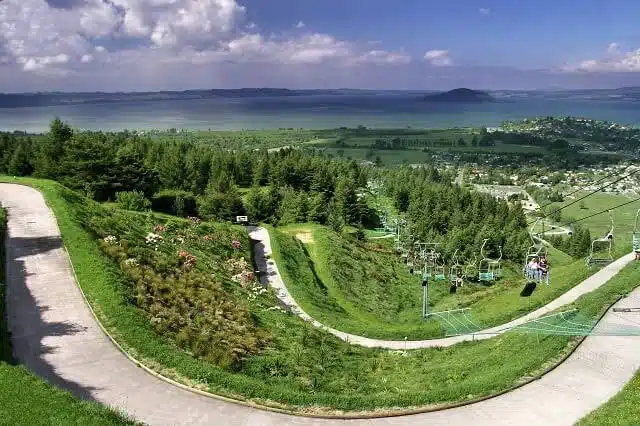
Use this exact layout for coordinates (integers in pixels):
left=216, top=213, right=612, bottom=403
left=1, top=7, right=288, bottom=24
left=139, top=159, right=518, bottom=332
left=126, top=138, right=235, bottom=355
left=478, top=7, right=491, bottom=15
left=424, top=50, right=453, bottom=66
left=562, top=43, right=640, bottom=72
left=79, top=0, right=120, bottom=37
left=0, top=0, right=412, bottom=88
left=18, top=53, right=70, bottom=71
left=351, top=50, right=411, bottom=65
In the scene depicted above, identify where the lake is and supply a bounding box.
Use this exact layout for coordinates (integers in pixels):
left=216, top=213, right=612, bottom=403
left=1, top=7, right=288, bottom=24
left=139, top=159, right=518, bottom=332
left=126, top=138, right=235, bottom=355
left=1, top=94, right=639, bottom=132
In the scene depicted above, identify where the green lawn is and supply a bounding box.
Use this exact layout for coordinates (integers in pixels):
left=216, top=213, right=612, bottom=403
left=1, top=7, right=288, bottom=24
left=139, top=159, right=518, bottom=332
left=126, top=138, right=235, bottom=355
left=578, top=372, right=640, bottom=426
left=272, top=224, right=597, bottom=340
left=2, top=176, right=639, bottom=415
left=0, top=205, right=138, bottom=425
left=549, top=192, right=640, bottom=258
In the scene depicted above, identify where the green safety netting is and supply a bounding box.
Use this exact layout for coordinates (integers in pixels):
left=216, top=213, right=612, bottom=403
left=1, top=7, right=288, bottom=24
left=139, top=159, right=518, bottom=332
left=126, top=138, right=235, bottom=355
left=428, top=309, right=484, bottom=336
left=508, top=310, right=640, bottom=336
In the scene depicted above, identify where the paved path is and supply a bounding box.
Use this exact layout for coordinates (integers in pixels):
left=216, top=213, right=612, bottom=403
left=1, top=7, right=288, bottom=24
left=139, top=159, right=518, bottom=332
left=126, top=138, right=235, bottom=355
left=2, top=183, right=640, bottom=426
left=249, top=226, right=635, bottom=349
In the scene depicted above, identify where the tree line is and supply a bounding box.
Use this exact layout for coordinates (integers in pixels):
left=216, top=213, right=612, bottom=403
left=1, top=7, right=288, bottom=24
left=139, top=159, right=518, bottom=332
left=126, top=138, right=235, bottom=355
left=0, top=118, right=538, bottom=262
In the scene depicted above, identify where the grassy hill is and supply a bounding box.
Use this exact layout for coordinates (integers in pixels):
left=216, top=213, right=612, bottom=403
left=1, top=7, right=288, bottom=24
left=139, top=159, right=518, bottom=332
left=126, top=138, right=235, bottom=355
left=2, top=177, right=639, bottom=414
left=272, top=224, right=596, bottom=340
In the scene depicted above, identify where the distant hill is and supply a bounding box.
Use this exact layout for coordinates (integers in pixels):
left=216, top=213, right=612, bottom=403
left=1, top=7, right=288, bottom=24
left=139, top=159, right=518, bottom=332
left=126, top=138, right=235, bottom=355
left=423, top=88, right=494, bottom=103
left=0, top=88, right=429, bottom=108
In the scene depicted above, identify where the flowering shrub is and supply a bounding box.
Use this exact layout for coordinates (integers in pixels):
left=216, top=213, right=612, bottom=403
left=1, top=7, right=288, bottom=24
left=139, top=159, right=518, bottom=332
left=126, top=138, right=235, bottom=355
left=145, top=232, right=163, bottom=251
left=231, top=270, right=255, bottom=287
left=246, top=283, right=268, bottom=301
left=124, top=258, right=139, bottom=267
left=225, top=257, right=250, bottom=275
left=188, top=216, right=201, bottom=225
left=103, top=235, right=118, bottom=245
left=86, top=203, right=266, bottom=368
left=178, top=250, right=197, bottom=270
left=231, top=240, right=241, bottom=250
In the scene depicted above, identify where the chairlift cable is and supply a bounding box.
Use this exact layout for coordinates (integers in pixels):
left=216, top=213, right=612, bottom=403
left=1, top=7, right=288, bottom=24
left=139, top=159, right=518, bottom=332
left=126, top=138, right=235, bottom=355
left=556, top=198, right=640, bottom=229
left=535, top=165, right=632, bottom=212
left=527, top=169, right=640, bottom=225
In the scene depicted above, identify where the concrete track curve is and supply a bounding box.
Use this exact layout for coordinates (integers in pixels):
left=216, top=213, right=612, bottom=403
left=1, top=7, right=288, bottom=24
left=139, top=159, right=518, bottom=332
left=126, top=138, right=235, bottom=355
left=2, top=183, right=639, bottom=426
left=249, top=226, right=635, bottom=349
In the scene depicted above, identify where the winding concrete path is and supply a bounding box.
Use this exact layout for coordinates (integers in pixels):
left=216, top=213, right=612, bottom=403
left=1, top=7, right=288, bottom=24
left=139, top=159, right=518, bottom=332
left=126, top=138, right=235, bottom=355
left=249, top=226, right=635, bottom=349
left=2, top=183, right=640, bottom=426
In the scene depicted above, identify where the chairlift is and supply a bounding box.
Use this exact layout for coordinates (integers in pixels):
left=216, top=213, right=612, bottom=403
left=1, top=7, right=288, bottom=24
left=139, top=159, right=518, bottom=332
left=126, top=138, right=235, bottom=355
left=586, top=210, right=614, bottom=267
left=523, top=219, right=550, bottom=285
left=464, top=253, right=478, bottom=282
left=449, top=249, right=464, bottom=287
left=633, top=209, right=640, bottom=260
left=433, top=253, right=447, bottom=281
left=479, top=239, right=502, bottom=282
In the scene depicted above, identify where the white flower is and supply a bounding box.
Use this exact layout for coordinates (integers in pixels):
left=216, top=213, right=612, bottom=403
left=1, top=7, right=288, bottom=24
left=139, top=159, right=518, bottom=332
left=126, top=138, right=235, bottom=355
left=103, top=235, right=118, bottom=244
left=145, top=233, right=164, bottom=245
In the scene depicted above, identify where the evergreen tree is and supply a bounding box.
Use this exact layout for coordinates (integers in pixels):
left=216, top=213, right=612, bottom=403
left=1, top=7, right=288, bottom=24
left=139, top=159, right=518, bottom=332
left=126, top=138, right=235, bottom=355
left=38, top=118, right=73, bottom=178
left=307, top=192, right=328, bottom=224
left=7, top=142, right=33, bottom=176
left=245, top=185, right=268, bottom=222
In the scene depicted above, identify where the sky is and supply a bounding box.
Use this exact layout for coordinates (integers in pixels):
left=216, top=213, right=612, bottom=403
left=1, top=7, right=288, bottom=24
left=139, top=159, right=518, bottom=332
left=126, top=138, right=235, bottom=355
left=1, top=0, right=640, bottom=92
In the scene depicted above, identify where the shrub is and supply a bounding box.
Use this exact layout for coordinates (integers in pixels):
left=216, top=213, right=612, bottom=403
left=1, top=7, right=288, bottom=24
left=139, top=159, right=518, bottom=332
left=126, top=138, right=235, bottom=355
left=151, top=190, right=197, bottom=216
left=115, top=191, right=151, bottom=212
left=85, top=201, right=266, bottom=368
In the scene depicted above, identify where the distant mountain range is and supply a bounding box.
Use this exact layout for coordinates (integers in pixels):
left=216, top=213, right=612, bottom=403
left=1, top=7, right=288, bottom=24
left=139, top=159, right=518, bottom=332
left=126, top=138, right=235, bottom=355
left=1, top=86, right=639, bottom=108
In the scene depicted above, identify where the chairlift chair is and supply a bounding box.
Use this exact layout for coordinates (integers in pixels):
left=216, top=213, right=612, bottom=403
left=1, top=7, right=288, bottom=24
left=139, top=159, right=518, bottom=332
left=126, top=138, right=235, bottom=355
left=586, top=210, right=614, bottom=267
left=479, top=239, right=502, bottom=282
left=449, top=249, right=464, bottom=287
left=523, top=219, right=550, bottom=284
left=523, top=237, right=550, bottom=285
left=433, top=253, right=447, bottom=281
left=464, top=253, right=478, bottom=282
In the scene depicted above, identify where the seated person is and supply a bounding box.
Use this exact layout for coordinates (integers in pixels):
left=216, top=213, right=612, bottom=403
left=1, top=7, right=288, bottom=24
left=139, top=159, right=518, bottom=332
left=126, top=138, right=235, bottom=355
left=526, top=257, right=539, bottom=279
left=538, top=256, right=548, bottom=277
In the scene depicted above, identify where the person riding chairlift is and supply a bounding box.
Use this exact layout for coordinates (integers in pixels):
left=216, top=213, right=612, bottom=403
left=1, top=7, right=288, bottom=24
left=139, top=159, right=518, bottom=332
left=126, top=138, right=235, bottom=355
left=526, top=257, right=539, bottom=280
left=538, top=256, right=548, bottom=279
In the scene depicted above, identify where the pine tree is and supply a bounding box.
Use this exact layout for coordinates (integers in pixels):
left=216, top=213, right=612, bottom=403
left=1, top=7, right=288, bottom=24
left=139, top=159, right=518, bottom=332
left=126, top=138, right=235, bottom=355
left=38, top=117, right=72, bottom=178
left=308, top=192, right=328, bottom=224
left=7, top=142, right=33, bottom=176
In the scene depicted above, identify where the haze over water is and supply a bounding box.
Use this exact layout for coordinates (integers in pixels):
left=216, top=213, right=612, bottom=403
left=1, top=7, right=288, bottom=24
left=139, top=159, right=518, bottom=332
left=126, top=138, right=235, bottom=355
left=1, top=94, right=639, bottom=133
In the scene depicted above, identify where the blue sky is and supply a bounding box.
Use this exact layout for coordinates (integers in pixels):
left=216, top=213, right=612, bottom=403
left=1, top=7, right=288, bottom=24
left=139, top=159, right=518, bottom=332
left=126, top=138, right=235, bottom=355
left=1, top=0, right=639, bottom=91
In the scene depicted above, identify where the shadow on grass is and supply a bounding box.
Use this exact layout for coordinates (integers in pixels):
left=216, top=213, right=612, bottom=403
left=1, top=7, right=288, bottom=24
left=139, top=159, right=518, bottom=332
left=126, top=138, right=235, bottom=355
left=6, top=234, right=104, bottom=402
left=520, top=281, right=537, bottom=297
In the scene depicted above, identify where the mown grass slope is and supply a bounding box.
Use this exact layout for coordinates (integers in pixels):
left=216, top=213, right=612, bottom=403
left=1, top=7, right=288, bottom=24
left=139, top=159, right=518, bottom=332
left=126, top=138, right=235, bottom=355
left=273, top=223, right=594, bottom=339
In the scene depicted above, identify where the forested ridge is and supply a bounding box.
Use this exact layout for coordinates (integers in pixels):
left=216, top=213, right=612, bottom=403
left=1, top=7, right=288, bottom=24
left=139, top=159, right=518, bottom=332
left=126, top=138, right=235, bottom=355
left=0, top=118, right=530, bottom=260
